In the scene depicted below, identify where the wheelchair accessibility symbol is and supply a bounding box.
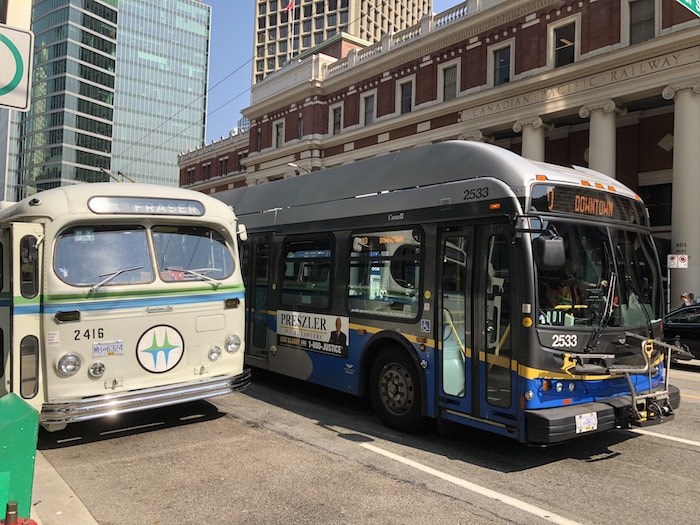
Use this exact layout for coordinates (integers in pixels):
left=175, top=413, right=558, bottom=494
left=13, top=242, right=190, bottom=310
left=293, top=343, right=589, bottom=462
left=421, top=319, right=431, bottom=333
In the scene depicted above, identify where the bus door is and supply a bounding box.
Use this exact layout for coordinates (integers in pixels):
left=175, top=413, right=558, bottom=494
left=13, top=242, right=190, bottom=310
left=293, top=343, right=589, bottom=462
left=7, top=223, right=44, bottom=404
left=0, top=228, right=9, bottom=396
left=478, top=224, right=517, bottom=425
left=438, top=224, right=517, bottom=429
left=245, top=236, right=272, bottom=362
left=438, top=227, right=475, bottom=415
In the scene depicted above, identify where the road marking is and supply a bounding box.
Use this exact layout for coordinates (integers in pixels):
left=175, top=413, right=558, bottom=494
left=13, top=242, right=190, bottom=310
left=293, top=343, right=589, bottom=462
left=628, top=428, right=700, bottom=447
left=361, top=443, right=582, bottom=525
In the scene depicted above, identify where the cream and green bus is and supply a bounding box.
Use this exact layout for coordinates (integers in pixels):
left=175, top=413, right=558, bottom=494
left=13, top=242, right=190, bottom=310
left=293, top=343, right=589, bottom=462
left=0, top=183, right=249, bottom=431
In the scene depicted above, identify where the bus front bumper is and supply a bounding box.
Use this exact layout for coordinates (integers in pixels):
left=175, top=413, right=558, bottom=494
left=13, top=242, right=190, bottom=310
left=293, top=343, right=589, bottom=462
left=525, top=384, right=680, bottom=445
left=40, top=370, right=251, bottom=427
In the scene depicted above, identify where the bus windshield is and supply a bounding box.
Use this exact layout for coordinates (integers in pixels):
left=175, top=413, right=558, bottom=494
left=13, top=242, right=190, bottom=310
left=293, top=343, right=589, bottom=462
left=54, top=225, right=235, bottom=287
left=535, top=221, right=662, bottom=328
left=55, top=226, right=153, bottom=286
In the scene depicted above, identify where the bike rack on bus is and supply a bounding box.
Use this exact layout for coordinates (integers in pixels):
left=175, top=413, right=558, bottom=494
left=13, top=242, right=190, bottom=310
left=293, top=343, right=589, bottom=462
left=607, top=333, right=687, bottom=426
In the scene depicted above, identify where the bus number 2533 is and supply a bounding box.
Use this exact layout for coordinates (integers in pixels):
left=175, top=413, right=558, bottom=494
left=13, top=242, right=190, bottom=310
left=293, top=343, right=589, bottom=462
left=463, top=187, right=489, bottom=200
left=552, top=334, right=578, bottom=348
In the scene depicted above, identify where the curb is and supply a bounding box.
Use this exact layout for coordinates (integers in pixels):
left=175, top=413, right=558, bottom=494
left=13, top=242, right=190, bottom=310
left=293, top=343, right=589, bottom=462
left=31, top=452, right=98, bottom=525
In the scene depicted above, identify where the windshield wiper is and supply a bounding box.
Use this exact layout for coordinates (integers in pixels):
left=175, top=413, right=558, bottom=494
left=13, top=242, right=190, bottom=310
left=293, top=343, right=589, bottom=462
left=89, top=266, right=143, bottom=294
left=586, top=271, right=617, bottom=351
left=616, top=244, right=654, bottom=338
left=165, top=267, right=222, bottom=288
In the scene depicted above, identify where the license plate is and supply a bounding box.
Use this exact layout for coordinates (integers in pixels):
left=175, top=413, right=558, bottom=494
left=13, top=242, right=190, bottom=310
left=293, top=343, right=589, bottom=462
left=575, top=412, right=598, bottom=433
left=93, top=340, right=124, bottom=357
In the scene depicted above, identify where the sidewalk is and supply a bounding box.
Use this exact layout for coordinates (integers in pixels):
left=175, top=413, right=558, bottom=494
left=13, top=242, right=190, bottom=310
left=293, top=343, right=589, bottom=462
left=31, top=452, right=98, bottom=525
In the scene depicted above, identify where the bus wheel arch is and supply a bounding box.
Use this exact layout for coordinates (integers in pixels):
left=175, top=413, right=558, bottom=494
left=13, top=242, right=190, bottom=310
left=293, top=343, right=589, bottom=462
left=364, top=340, right=425, bottom=433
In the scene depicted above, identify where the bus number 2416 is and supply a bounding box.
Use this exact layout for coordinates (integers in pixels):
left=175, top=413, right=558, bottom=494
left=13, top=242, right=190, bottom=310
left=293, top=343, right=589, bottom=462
left=75, top=328, right=105, bottom=340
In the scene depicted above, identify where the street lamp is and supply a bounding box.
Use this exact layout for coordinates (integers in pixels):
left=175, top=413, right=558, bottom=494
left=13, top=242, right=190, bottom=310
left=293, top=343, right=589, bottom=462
left=287, top=162, right=311, bottom=174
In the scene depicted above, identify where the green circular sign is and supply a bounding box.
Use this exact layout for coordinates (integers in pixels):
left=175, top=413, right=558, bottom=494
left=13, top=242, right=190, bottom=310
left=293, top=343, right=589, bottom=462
left=0, top=33, right=24, bottom=96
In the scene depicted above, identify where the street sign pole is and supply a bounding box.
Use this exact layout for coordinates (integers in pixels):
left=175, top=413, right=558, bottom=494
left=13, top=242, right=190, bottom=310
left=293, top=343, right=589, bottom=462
left=667, top=254, right=678, bottom=313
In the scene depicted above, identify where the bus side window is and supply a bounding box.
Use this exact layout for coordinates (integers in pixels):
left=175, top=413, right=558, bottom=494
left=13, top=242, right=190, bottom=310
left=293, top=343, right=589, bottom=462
left=20, top=236, right=39, bottom=298
left=281, top=238, right=332, bottom=309
left=347, top=230, right=421, bottom=319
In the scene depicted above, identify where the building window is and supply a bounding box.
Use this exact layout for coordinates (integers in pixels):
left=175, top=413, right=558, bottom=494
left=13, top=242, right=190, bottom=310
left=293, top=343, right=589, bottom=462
left=442, top=64, right=458, bottom=101
left=639, top=183, right=671, bottom=227
left=274, top=120, right=284, bottom=148
left=363, top=93, right=376, bottom=125
left=331, top=105, right=342, bottom=135
left=628, top=0, right=656, bottom=45
left=202, top=163, right=211, bottom=180
left=218, top=157, right=229, bottom=176
left=298, top=115, right=304, bottom=138
left=494, top=47, right=510, bottom=85
left=554, top=22, right=576, bottom=68
left=186, top=168, right=195, bottom=185
left=398, top=79, right=414, bottom=115
left=256, top=128, right=262, bottom=151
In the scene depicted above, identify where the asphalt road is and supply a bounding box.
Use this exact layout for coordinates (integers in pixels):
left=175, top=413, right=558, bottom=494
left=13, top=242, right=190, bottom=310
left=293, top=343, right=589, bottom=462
left=33, top=365, right=700, bottom=525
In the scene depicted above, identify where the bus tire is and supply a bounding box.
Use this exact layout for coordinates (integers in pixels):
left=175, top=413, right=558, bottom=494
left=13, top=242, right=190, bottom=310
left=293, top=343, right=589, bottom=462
left=369, top=348, right=424, bottom=433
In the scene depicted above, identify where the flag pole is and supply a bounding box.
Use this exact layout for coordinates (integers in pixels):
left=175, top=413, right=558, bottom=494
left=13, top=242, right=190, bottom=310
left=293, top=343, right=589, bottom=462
left=292, top=1, right=298, bottom=59
left=287, top=1, right=292, bottom=63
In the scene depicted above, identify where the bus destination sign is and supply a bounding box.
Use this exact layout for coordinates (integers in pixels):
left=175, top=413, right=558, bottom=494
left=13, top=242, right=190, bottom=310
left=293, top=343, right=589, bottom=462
left=530, top=184, right=645, bottom=224
left=89, top=196, right=205, bottom=216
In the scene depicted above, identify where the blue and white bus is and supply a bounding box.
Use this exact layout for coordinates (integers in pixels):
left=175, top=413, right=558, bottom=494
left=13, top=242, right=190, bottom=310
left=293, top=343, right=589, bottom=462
left=0, top=183, right=250, bottom=431
left=220, top=141, right=680, bottom=445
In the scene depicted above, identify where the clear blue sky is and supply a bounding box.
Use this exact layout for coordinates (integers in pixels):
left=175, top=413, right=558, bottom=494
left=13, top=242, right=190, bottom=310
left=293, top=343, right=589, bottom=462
left=203, top=1, right=461, bottom=143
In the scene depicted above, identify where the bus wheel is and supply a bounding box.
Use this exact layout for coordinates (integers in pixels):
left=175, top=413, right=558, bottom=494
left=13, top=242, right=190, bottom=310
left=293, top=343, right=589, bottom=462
left=370, top=348, right=423, bottom=433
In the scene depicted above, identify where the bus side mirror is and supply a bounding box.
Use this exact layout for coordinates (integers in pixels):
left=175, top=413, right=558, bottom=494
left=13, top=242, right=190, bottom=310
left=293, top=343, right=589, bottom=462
left=237, top=224, right=248, bottom=242
left=533, top=235, right=565, bottom=270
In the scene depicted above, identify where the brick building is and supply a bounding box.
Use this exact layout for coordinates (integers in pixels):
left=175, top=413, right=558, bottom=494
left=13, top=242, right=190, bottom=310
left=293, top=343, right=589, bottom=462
left=178, top=0, right=700, bottom=295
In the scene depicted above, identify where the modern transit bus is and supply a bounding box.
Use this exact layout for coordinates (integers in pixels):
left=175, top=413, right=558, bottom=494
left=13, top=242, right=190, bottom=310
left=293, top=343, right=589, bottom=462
left=219, top=141, right=681, bottom=445
left=0, top=183, right=250, bottom=431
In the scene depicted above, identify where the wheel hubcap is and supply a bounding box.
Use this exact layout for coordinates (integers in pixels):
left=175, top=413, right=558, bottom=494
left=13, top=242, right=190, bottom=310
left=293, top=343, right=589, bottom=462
left=380, top=363, right=414, bottom=415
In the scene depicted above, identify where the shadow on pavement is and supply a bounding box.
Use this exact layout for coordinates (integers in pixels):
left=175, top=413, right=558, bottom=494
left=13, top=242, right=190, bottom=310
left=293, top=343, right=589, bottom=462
left=37, top=399, right=225, bottom=450
left=242, top=368, right=639, bottom=474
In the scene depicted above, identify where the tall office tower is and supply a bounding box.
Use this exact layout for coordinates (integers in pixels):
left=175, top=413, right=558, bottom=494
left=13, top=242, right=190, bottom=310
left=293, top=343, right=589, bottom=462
left=12, top=0, right=210, bottom=198
left=253, top=0, right=432, bottom=84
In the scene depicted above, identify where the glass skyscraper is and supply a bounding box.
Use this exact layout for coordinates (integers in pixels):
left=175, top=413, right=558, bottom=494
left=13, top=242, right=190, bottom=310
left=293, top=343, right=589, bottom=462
left=10, top=0, right=210, bottom=198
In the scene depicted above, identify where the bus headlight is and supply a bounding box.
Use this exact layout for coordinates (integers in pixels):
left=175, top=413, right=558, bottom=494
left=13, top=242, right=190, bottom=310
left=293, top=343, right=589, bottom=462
left=88, top=361, right=105, bottom=379
left=555, top=382, right=564, bottom=393
left=209, top=345, right=222, bottom=361
left=225, top=334, right=242, bottom=353
left=57, top=353, right=82, bottom=377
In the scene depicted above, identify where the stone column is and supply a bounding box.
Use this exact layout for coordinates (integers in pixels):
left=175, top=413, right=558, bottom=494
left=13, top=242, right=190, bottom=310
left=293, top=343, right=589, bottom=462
left=663, top=80, right=700, bottom=301
left=579, top=100, right=624, bottom=178
left=513, top=117, right=550, bottom=162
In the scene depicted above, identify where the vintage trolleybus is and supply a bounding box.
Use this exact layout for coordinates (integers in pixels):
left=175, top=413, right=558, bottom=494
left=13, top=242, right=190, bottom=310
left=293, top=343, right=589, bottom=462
left=0, top=183, right=250, bottom=431
left=221, top=141, right=681, bottom=445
